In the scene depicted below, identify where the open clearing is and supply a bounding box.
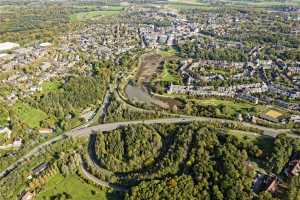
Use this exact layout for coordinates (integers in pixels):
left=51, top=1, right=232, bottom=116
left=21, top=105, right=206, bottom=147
left=41, top=80, right=62, bottom=93
left=36, top=173, right=110, bottom=200
left=227, top=129, right=260, bottom=141
left=70, top=9, right=122, bottom=21
left=157, top=48, right=178, bottom=57
left=13, top=102, right=48, bottom=128
left=196, top=98, right=266, bottom=112
left=196, top=98, right=289, bottom=115
left=135, top=53, right=164, bottom=85
left=160, top=64, right=179, bottom=82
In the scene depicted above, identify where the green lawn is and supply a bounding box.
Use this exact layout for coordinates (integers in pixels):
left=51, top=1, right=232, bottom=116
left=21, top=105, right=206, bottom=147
left=155, top=54, right=181, bottom=83
left=103, top=6, right=124, bottom=11
left=0, top=133, right=6, bottom=144
left=197, top=98, right=264, bottom=111
left=166, top=2, right=216, bottom=10
left=70, top=9, right=122, bottom=21
left=36, top=174, right=109, bottom=200
left=158, top=48, right=177, bottom=57
left=13, top=102, right=48, bottom=128
left=194, top=98, right=291, bottom=118
left=41, top=80, right=62, bottom=93
left=227, top=129, right=260, bottom=142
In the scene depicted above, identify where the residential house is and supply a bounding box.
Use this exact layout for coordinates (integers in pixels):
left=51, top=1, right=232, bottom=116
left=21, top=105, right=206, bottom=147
left=20, top=191, right=34, bottom=200
left=285, top=160, right=300, bottom=176
left=32, top=162, right=49, bottom=176
left=264, top=176, right=278, bottom=194
left=38, top=128, right=53, bottom=134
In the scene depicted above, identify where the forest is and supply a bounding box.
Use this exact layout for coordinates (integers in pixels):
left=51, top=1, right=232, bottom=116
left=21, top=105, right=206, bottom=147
left=90, top=123, right=300, bottom=199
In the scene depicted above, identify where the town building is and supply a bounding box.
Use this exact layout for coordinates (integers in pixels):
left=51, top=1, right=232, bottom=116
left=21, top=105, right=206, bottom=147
left=0, top=42, right=20, bottom=52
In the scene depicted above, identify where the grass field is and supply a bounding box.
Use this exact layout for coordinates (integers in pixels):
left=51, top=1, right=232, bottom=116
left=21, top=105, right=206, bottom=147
left=70, top=7, right=123, bottom=21
left=36, top=174, right=109, bottom=200
left=227, top=129, right=260, bottom=141
left=158, top=48, right=177, bottom=57
left=42, top=81, right=62, bottom=93
left=13, top=102, right=47, bottom=128
left=197, top=98, right=266, bottom=112
left=195, top=98, right=290, bottom=117
left=159, top=64, right=181, bottom=83
left=41, top=80, right=62, bottom=93
left=166, top=3, right=215, bottom=10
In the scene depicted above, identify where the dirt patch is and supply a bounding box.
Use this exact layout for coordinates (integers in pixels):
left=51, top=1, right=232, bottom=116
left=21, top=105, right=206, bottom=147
left=136, top=53, right=164, bottom=85
left=154, top=95, right=183, bottom=109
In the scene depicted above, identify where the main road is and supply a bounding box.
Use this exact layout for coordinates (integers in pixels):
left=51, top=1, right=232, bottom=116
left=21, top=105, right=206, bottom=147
left=68, top=116, right=294, bottom=138
left=0, top=116, right=297, bottom=180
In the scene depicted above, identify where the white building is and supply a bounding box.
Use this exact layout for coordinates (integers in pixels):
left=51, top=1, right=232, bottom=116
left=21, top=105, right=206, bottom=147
left=0, top=42, right=20, bottom=52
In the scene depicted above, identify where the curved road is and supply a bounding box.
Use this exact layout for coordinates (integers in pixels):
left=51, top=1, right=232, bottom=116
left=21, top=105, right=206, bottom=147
left=79, top=158, right=128, bottom=192
left=0, top=116, right=296, bottom=180
left=68, top=116, right=293, bottom=138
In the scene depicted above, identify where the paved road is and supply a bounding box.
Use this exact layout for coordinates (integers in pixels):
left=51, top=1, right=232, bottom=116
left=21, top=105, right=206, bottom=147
left=0, top=134, right=65, bottom=179
left=0, top=116, right=296, bottom=180
left=79, top=158, right=128, bottom=192
left=68, top=117, right=294, bottom=138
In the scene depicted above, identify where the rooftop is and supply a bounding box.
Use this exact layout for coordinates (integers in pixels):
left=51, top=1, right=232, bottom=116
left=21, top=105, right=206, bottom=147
left=0, top=42, right=20, bottom=52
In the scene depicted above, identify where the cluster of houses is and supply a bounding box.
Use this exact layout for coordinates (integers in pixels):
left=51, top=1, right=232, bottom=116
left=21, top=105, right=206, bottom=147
left=0, top=42, right=51, bottom=72
left=64, top=23, right=140, bottom=60
left=0, top=41, right=81, bottom=104
left=172, top=55, right=300, bottom=113
left=168, top=82, right=268, bottom=98
left=196, top=7, right=299, bottom=40
left=0, top=20, right=143, bottom=105
left=138, top=11, right=200, bottom=48
left=197, top=12, right=245, bottom=38
left=268, top=84, right=300, bottom=100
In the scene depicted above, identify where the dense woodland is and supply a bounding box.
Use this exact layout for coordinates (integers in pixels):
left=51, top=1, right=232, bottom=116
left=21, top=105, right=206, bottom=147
left=95, top=125, right=162, bottom=172
left=91, top=123, right=300, bottom=199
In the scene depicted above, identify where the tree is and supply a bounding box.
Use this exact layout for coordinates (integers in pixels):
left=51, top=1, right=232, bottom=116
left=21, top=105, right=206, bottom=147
left=268, top=134, right=293, bottom=174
